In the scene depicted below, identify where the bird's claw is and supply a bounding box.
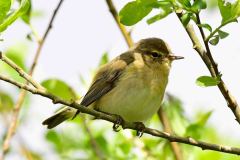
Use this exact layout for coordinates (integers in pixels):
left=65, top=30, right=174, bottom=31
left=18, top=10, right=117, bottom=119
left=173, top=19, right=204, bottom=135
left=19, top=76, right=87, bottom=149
left=112, top=115, right=124, bottom=132
left=134, top=122, right=146, bottom=137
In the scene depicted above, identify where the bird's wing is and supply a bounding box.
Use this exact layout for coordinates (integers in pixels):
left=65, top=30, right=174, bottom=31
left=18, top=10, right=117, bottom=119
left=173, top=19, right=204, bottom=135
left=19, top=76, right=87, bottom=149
left=81, top=52, right=134, bottom=107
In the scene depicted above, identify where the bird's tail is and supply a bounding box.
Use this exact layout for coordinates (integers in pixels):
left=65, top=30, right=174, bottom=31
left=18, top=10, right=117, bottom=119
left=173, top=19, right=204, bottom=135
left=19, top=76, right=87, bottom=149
left=42, top=107, right=76, bottom=129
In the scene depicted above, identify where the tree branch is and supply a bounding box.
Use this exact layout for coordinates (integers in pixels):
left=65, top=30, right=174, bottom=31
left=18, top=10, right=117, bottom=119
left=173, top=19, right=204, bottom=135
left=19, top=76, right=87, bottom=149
left=0, top=71, right=240, bottom=155
left=105, top=0, right=134, bottom=47
left=0, top=54, right=43, bottom=89
left=175, top=12, right=240, bottom=124
left=158, top=107, right=183, bottom=160
left=81, top=116, right=105, bottom=160
left=0, top=0, right=64, bottom=159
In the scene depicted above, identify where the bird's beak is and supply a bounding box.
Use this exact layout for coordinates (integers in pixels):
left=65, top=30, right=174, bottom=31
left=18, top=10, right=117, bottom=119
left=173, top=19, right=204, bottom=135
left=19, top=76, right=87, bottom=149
left=167, top=54, right=184, bottom=61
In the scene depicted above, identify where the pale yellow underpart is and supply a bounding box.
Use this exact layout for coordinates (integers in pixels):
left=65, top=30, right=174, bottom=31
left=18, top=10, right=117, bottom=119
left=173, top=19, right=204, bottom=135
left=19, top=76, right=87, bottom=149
left=90, top=52, right=171, bottom=122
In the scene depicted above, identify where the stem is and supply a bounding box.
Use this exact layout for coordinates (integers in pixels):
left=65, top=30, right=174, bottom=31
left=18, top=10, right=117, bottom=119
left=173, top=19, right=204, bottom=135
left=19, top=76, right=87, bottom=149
left=105, top=0, right=134, bottom=47
left=0, top=72, right=240, bottom=155
left=205, top=19, right=236, bottom=42
left=158, top=107, right=183, bottom=160
left=175, top=11, right=240, bottom=124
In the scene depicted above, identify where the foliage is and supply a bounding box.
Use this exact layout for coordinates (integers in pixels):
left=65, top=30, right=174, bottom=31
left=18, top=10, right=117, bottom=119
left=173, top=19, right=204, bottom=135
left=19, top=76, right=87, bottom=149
left=0, top=0, right=240, bottom=159
left=0, top=0, right=31, bottom=32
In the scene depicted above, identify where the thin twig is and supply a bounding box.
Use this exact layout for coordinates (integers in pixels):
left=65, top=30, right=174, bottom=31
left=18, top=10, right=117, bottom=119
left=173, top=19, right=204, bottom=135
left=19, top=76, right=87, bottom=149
left=81, top=116, right=106, bottom=160
left=0, top=55, right=43, bottom=89
left=0, top=72, right=240, bottom=155
left=158, top=107, right=183, bottom=160
left=176, top=12, right=240, bottom=124
left=0, top=0, right=64, bottom=159
left=105, top=0, right=134, bottom=47
left=205, top=19, right=236, bottom=42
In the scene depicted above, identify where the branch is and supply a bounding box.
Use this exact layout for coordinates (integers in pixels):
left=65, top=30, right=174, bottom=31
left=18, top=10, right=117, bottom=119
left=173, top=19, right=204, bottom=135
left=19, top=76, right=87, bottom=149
left=175, top=12, right=240, bottom=124
left=0, top=0, right=64, bottom=158
left=81, top=116, right=105, bottom=160
left=0, top=73, right=240, bottom=155
left=205, top=19, right=236, bottom=42
left=105, top=0, right=134, bottom=47
left=158, top=107, right=183, bottom=160
left=0, top=54, right=42, bottom=89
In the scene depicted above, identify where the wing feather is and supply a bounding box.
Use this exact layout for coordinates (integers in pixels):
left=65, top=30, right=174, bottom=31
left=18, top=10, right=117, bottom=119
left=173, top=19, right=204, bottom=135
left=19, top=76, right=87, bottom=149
left=80, top=51, right=134, bottom=107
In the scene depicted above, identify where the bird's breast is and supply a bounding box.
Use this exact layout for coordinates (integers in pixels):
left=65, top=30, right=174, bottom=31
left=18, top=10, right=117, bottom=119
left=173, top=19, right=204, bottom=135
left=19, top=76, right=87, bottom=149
left=96, top=61, right=170, bottom=122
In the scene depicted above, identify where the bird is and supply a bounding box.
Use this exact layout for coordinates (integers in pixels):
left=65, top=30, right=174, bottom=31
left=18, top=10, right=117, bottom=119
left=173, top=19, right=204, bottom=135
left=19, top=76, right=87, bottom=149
left=42, top=38, right=183, bottom=129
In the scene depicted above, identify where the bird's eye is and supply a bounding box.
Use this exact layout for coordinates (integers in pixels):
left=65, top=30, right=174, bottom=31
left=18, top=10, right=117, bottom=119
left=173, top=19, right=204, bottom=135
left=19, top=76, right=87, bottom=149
left=151, top=52, right=161, bottom=58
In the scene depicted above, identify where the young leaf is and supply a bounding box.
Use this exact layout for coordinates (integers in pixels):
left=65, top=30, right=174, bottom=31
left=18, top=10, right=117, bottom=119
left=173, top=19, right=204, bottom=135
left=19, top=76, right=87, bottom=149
left=147, top=11, right=172, bottom=24
left=147, top=3, right=172, bottom=24
left=41, top=79, right=77, bottom=101
left=178, top=0, right=191, bottom=8
left=0, top=92, right=14, bottom=113
left=0, top=0, right=30, bottom=32
left=119, top=0, right=156, bottom=26
left=181, top=13, right=191, bottom=27
left=98, top=52, right=109, bottom=66
left=45, top=130, right=63, bottom=152
left=218, top=29, right=229, bottom=39
left=209, top=35, right=220, bottom=45
left=197, top=23, right=212, bottom=32
left=218, top=0, right=240, bottom=24
left=19, top=0, right=32, bottom=24
left=0, top=0, right=11, bottom=23
left=191, top=0, right=207, bottom=12
left=196, top=75, right=220, bottom=87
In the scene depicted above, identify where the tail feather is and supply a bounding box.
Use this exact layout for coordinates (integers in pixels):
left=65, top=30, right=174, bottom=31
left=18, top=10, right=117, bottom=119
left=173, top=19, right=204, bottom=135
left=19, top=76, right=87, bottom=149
left=42, top=108, right=76, bottom=129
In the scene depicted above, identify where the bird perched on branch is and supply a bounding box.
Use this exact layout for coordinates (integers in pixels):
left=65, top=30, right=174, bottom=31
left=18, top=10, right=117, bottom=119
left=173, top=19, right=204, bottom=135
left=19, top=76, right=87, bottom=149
left=42, top=38, right=183, bottom=131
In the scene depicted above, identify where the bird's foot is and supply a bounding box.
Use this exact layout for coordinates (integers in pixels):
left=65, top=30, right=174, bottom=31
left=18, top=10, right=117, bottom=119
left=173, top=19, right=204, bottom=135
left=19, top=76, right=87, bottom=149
left=133, top=122, right=146, bottom=137
left=112, top=114, right=124, bottom=132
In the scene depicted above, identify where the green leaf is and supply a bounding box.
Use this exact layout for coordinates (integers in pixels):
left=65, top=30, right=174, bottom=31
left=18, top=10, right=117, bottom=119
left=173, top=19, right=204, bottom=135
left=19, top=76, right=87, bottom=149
left=218, top=29, right=229, bottom=39
left=196, top=111, right=212, bottom=125
left=196, top=75, right=220, bottom=87
left=18, top=0, right=32, bottom=24
left=119, top=0, right=157, bottom=26
left=0, top=0, right=11, bottom=23
left=0, top=0, right=30, bottom=32
left=197, top=23, right=212, bottom=32
left=218, top=0, right=240, bottom=24
left=185, top=111, right=212, bottom=139
left=45, top=130, right=63, bottom=152
left=98, top=52, right=109, bottom=66
left=181, top=13, right=191, bottom=27
left=0, top=92, right=14, bottom=113
left=147, top=3, right=172, bottom=24
left=178, top=0, right=191, bottom=8
left=147, top=11, right=172, bottom=24
left=191, top=0, right=207, bottom=12
left=41, top=79, right=77, bottom=101
left=209, top=35, right=220, bottom=45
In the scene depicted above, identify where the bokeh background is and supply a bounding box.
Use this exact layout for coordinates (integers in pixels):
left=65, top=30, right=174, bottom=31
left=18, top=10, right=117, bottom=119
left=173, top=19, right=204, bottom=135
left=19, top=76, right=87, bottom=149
left=1, top=0, right=240, bottom=159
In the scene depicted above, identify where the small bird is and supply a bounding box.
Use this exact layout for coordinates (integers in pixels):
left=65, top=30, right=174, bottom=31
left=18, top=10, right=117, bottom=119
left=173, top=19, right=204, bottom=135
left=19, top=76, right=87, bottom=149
left=42, top=38, right=183, bottom=129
